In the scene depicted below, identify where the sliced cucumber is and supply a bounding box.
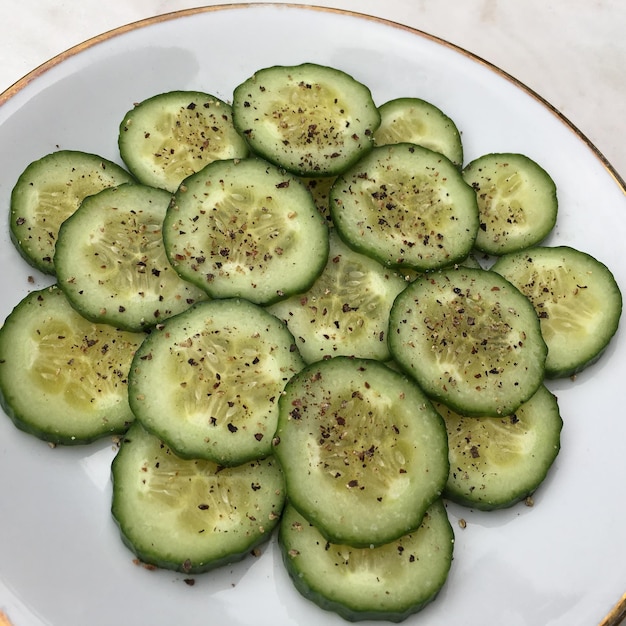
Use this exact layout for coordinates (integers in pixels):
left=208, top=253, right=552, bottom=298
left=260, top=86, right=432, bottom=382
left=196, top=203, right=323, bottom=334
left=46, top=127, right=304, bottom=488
left=279, top=500, right=454, bottom=623
left=164, top=157, right=329, bottom=305
left=462, top=152, right=558, bottom=255
left=389, top=266, right=547, bottom=416
left=373, top=97, right=463, bottom=167
left=0, top=286, right=144, bottom=444
left=129, top=298, right=305, bottom=466
left=330, top=143, right=479, bottom=271
left=118, top=90, right=249, bottom=193
left=267, top=229, right=408, bottom=363
left=54, top=183, right=208, bottom=332
left=437, top=384, right=562, bottom=510
left=273, top=356, right=449, bottom=547
left=10, top=150, right=134, bottom=274
left=231, top=63, right=380, bottom=176
left=491, top=245, right=622, bottom=378
left=111, top=421, right=285, bottom=574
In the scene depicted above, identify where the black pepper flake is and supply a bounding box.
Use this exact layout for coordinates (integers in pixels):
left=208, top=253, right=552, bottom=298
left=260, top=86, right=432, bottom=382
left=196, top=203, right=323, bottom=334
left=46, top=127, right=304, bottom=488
left=227, top=423, right=238, bottom=433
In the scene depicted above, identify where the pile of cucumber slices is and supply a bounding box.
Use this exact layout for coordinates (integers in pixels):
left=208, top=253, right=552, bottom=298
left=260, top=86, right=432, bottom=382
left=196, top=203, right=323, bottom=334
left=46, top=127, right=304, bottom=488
left=0, top=62, right=622, bottom=622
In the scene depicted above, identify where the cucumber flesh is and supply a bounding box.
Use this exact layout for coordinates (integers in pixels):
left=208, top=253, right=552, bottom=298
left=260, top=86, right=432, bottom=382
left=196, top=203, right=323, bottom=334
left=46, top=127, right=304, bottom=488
left=374, top=97, right=463, bottom=167
left=10, top=150, right=134, bottom=274
left=462, top=153, right=558, bottom=255
left=273, top=356, right=449, bottom=547
left=129, top=298, right=305, bottom=466
left=279, top=500, right=454, bottom=623
left=54, top=183, right=208, bottom=332
left=267, top=229, right=407, bottom=363
left=164, top=157, right=329, bottom=305
left=232, top=63, right=380, bottom=177
left=111, top=422, right=285, bottom=574
left=491, top=245, right=622, bottom=378
left=389, top=266, right=547, bottom=416
left=0, top=286, right=144, bottom=444
left=118, top=90, right=249, bottom=193
left=438, top=384, right=562, bottom=510
left=300, top=175, right=335, bottom=228
left=330, top=143, right=479, bottom=271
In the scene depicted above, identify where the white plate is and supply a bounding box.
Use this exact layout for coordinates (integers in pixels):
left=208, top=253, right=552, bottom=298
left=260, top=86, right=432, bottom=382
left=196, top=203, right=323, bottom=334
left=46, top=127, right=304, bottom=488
left=0, top=5, right=625, bottom=626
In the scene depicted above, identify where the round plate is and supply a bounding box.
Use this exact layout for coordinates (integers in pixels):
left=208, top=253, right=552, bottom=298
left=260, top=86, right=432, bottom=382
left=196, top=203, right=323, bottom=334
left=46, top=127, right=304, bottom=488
left=0, top=5, right=625, bottom=626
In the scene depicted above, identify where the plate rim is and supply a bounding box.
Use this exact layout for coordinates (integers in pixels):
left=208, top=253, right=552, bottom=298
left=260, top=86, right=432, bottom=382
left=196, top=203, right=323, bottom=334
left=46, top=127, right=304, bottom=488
left=0, top=4, right=624, bottom=625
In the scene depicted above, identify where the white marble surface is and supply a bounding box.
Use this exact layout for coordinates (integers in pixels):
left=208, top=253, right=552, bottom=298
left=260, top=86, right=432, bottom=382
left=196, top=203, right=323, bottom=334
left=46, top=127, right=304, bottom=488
left=0, top=2, right=624, bottom=626
left=0, top=0, right=625, bottom=182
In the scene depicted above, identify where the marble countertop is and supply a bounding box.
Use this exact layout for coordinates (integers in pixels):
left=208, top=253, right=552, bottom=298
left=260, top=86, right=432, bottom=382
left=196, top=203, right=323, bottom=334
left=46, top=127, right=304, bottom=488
left=0, top=2, right=624, bottom=625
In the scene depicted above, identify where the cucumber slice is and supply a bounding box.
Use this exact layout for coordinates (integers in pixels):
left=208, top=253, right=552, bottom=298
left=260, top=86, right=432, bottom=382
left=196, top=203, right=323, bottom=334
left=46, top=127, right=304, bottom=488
left=267, top=229, right=408, bottom=363
left=437, top=384, right=562, bottom=510
left=118, top=90, right=249, bottom=193
left=389, top=266, right=547, bottom=416
left=111, top=422, right=285, bottom=574
left=491, top=245, right=622, bottom=378
left=330, top=143, right=479, bottom=271
left=128, top=298, right=305, bottom=466
left=231, top=63, right=380, bottom=176
left=462, top=153, right=558, bottom=255
left=164, top=157, right=329, bottom=305
left=279, top=500, right=454, bottom=623
left=273, top=356, right=449, bottom=547
left=10, top=150, right=134, bottom=274
left=0, top=286, right=144, bottom=444
left=54, top=183, right=208, bottom=332
left=373, top=97, right=463, bottom=167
